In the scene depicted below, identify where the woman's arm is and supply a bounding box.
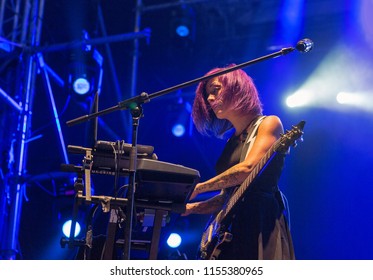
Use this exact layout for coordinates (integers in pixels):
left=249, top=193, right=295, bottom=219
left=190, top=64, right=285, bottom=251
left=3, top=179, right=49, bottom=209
left=189, top=115, right=283, bottom=200
left=182, top=191, right=226, bottom=215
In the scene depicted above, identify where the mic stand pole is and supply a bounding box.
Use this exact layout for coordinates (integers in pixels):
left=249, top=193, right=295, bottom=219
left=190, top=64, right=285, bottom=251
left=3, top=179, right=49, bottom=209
left=66, top=45, right=298, bottom=259
left=122, top=105, right=142, bottom=260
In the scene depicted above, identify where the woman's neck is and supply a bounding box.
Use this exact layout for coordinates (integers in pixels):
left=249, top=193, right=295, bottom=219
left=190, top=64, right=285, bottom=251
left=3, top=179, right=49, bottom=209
left=231, top=114, right=258, bottom=136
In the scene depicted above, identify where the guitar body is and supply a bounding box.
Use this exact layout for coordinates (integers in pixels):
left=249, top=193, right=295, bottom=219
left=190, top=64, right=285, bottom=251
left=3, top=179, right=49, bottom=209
left=199, top=230, right=233, bottom=260
left=198, top=211, right=234, bottom=260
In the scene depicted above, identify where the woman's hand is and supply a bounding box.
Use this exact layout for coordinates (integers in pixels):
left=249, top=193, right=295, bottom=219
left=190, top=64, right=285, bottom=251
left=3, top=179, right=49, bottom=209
left=181, top=203, right=194, bottom=216
left=189, top=183, right=203, bottom=200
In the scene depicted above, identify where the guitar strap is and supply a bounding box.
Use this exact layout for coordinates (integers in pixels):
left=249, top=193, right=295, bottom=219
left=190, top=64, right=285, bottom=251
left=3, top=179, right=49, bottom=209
left=239, top=115, right=266, bottom=162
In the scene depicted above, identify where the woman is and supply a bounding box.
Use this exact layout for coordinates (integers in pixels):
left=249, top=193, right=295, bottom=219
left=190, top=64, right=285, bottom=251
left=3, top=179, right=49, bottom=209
left=183, top=65, right=295, bottom=260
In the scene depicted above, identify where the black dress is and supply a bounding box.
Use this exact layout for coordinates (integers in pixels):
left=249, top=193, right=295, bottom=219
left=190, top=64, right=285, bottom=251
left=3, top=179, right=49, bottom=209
left=213, top=124, right=295, bottom=260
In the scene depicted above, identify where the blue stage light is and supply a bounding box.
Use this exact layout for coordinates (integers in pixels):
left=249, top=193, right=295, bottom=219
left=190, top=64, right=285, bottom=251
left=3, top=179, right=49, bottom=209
left=62, top=220, right=81, bottom=238
left=176, top=25, right=190, bottom=37
left=172, top=123, right=186, bottom=137
left=68, top=32, right=103, bottom=97
left=72, top=77, right=91, bottom=95
left=170, top=6, right=195, bottom=40
left=167, top=233, right=182, bottom=248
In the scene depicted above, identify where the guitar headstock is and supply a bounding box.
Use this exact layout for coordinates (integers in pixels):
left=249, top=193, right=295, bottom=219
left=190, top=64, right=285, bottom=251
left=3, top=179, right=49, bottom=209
left=277, top=120, right=306, bottom=154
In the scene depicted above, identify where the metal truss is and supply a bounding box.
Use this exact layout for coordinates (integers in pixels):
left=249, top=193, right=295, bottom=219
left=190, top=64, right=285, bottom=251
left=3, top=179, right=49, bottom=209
left=0, top=0, right=152, bottom=260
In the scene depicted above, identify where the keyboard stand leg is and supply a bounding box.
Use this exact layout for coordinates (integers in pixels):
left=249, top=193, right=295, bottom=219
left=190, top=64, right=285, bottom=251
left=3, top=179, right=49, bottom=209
left=103, top=209, right=118, bottom=259
left=149, top=209, right=167, bottom=260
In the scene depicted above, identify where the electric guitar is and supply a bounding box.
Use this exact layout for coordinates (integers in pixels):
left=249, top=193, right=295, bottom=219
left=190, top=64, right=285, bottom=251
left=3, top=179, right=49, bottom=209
left=198, top=120, right=306, bottom=260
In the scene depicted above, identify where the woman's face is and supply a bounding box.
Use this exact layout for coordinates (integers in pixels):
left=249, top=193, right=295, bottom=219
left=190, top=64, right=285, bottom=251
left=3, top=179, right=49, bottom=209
left=205, top=78, right=228, bottom=119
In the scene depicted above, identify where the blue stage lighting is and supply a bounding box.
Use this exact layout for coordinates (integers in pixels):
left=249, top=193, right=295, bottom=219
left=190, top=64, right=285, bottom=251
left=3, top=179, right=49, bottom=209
left=176, top=25, right=190, bottom=37
left=172, top=123, right=186, bottom=137
left=170, top=6, right=195, bottom=39
left=68, top=32, right=103, bottom=97
left=167, top=233, right=182, bottom=248
left=62, top=220, right=81, bottom=238
left=72, top=77, right=91, bottom=95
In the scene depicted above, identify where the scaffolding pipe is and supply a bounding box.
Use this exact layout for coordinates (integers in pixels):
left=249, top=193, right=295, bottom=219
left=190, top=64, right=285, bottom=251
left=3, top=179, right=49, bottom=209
left=33, top=29, right=151, bottom=54
left=131, top=0, right=142, bottom=98
left=0, top=87, right=22, bottom=112
left=5, top=0, right=45, bottom=260
left=38, top=53, right=69, bottom=164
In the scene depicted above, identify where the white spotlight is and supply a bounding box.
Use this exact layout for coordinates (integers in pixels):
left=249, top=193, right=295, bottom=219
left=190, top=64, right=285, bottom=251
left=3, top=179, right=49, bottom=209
left=286, top=90, right=313, bottom=108
left=62, top=220, right=81, bottom=238
left=167, top=233, right=182, bottom=248
left=72, top=77, right=91, bottom=95
left=336, top=92, right=363, bottom=105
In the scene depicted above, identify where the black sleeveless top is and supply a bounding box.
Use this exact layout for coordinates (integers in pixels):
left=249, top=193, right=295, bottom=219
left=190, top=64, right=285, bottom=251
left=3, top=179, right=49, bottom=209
left=215, top=117, right=285, bottom=193
left=211, top=117, right=295, bottom=260
left=215, top=133, right=245, bottom=175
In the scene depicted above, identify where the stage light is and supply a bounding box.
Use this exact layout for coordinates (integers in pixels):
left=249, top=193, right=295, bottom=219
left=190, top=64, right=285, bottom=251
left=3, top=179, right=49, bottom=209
left=167, top=233, right=182, bottom=248
left=172, top=123, right=186, bottom=137
left=284, top=43, right=373, bottom=112
left=336, top=91, right=373, bottom=111
left=176, top=25, right=190, bottom=37
left=286, top=90, right=313, bottom=108
left=170, top=6, right=196, bottom=39
left=69, top=48, right=103, bottom=97
left=62, top=219, right=81, bottom=238
left=336, top=92, right=366, bottom=105
left=72, top=77, right=91, bottom=95
left=68, top=32, right=103, bottom=97
left=170, top=98, right=192, bottom=137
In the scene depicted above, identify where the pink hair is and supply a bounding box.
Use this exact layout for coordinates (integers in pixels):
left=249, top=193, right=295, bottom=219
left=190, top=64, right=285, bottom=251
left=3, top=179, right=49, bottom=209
left=192, top=65, right=263, bottom=137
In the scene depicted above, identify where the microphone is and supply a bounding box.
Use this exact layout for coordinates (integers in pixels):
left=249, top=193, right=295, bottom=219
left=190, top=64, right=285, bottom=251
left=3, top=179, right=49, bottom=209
left=295, top=38, right=314, bottom=53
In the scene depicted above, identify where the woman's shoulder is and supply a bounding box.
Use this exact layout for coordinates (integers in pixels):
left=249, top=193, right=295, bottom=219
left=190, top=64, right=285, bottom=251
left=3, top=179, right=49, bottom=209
left=262, top=114, right=282, bottom=123
left=258, top=115, right=284, bottom=134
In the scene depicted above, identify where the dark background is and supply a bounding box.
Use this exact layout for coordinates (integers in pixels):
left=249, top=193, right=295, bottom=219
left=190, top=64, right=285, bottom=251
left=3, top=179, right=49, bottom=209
left=1, top=0, right=373, bottom=260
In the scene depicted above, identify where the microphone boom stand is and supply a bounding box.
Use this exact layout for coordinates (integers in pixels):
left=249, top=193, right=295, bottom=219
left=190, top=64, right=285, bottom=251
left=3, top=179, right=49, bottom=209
left=66, top=45, right=296, bottom=260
